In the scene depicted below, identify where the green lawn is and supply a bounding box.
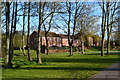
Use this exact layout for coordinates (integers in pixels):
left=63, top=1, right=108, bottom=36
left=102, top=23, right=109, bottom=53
left=2, top=50, right=120, bottom=80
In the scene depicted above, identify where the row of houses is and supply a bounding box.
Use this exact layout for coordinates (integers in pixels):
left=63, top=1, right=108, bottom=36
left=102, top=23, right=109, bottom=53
left=30, top=31, right=101, bottom=49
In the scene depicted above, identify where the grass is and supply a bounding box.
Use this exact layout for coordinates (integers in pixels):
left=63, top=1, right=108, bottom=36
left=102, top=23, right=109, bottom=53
left=2, top=50, right=120, bottom=80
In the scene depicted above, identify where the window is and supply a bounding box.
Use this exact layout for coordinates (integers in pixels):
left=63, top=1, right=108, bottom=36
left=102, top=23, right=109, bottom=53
left=49, top=37, right=52, bottom=41
left=76, top=40, right=78, bottom=43
left=42, top=37, right=45, bottom=41
left=54, top=37, right=56, bottom=41
left=57, top=38, right=61, bottom=42
left=50, top=44, right=52, bottom=47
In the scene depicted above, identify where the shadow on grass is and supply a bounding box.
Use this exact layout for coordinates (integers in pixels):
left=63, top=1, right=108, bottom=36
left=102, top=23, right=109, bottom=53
left=13, top=53, right=21, bottom=56
left=1, top=78, right=87, bottom=80
left=109, top=52, right=120, bottom=54
left=104, top=68, right=120, bottom=71
left=42, top=57, right=119, bottom=63
left=84, top=52, right=120, bottom=55
left=16, top=66, right=104, bottom=71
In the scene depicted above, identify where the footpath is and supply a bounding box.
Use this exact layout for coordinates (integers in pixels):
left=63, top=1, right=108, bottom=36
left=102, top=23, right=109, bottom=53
left=90, top=61, right=120, bottom=80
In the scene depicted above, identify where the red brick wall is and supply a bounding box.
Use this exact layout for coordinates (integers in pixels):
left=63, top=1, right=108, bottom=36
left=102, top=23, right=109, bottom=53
left=62, top=38, right=69, bottom=46
left=30, top=31, right=96, bottom=49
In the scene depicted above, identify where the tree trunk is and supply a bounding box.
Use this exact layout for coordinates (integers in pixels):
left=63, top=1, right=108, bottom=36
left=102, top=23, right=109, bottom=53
left=8, top=2, right=15, bottom=68
left=101, top=2, right=106, bottom=57
left=81, top=36, right=84, bottom=54
left=101, top=37, right=104, bottom=56
left=20, top=46, right=22, bottom=52
left=106, top=2, right=110, bottom=55
left=5, top=2, right=13, bottom=68
left=22, top=32, right=26, bottom=56
left=70, top=45, right=73, bottom=56
left=44, top=12, right=54, bottom=55
left=107, top=35, right=110, bottom=55
left=67, top=3, right=73, bottom=56
left=11, top=2, right=18, bottom=60
left=36, top=2, right=42, bottom=64
left=22, top=2, right=26, bottom=56
left=27, top=2, right=32, bottom=61
left=45, top=35, right=49, bottom=55
left=37, top=35, right=42, bottom=64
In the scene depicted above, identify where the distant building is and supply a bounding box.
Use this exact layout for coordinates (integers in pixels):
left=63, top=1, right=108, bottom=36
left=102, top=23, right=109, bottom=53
left=30, top=31, right=101, bottom=49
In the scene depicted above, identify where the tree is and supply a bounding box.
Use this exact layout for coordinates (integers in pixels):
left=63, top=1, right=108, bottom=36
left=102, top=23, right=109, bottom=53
left=36, top=2, right=59, bottom=62
left=43, top=13, right=54, bottom=55
left=27, top=2, right=32, bottom=61
left=5, top=2, right=12, bottom=68
left=12, top=2, right=18, bottom=54
left=100, top=2, right=106, bottom=56
left=43, top=3, right=56, bottom=55
left=37, top=2, right=42, bottom=63
left=113, top=4, right=120, bottom=46
left=59, top=2, right=95, bottom=56
left=66, top=2, right=80, bottom=56
left=9, top=2, right=15, bottom=67
left=22, top=2, right=27, bottom=56
left=99, top=2, right=118, bottom=56
left=106, top=2, right=118, bottom=55
left=76, top=3, right=99, bottom=54
left=0, top=2, right=2, bottom=58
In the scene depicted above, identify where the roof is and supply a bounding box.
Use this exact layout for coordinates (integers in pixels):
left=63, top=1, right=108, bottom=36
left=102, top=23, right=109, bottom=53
left=32, top=31, right=101, bottom=39
left=32, top=31, right=68, bottom=38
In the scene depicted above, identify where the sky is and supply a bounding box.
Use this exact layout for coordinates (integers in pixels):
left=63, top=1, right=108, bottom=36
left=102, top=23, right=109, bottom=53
left=2, top=2, right=102, bottom=36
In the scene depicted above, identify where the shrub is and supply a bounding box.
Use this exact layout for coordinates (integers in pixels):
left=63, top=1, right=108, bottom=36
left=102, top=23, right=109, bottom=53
left=13, top=60, right=37, bottom=68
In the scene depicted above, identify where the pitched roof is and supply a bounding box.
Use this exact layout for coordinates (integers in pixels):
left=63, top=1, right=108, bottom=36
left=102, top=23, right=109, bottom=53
left=32, top=31, right=62, bottom=37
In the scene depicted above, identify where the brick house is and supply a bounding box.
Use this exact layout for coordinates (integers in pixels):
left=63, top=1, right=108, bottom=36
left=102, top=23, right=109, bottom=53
left=30, top=31, right=62, bottom=49
left=30, top=31, right=82, bottom=49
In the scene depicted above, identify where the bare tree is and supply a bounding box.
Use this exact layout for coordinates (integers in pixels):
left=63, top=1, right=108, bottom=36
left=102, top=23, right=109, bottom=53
left=99, top=2, right=118, bottom=56
left=8, top=2, right=15, bottom=68
left=27, top=2, right=32, bottom=61
left=43, top=3, right=56, bottom=55
left=60, top=2, right=90, bottom=56
left=100, top=2, right=106, bottom=56
left=0, top=2, right=2, bottom=58
left=22, top=2, right=26, bottom=56
left=106, top=2, right=118, bottom=55
left=5, top=2, right=12, bottom=68
left=43, top=13, right=54, bottom=55
left=36, top=2, right=58, bottom=63
left=76, top=3, right=98, bottom=54
left=37, top=2, right=42, bottom=63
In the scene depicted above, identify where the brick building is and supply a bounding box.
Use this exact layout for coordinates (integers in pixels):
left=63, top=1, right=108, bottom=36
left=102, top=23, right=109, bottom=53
left=30, top=31, right=101, bottom=50
left=30, top=31, right=82, bottom=49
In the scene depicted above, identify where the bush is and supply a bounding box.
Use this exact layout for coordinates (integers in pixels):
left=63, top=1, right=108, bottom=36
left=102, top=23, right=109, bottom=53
left=13, top=60, right=37, bottom=67
left=72, top=47, right=79, bottom=52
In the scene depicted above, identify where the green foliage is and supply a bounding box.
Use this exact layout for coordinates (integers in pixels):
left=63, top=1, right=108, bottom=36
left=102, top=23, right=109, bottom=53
left=72, top=47, right=79, bottom=52
left=14, top=33, right=27, bottom=49
left=13, top=60, right=37, bottom=68
left=1, top=32, right=27, bottom=50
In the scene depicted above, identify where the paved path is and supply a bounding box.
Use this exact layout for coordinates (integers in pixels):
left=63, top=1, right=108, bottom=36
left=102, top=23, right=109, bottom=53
left=90, top=61, right=120, bottom=80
